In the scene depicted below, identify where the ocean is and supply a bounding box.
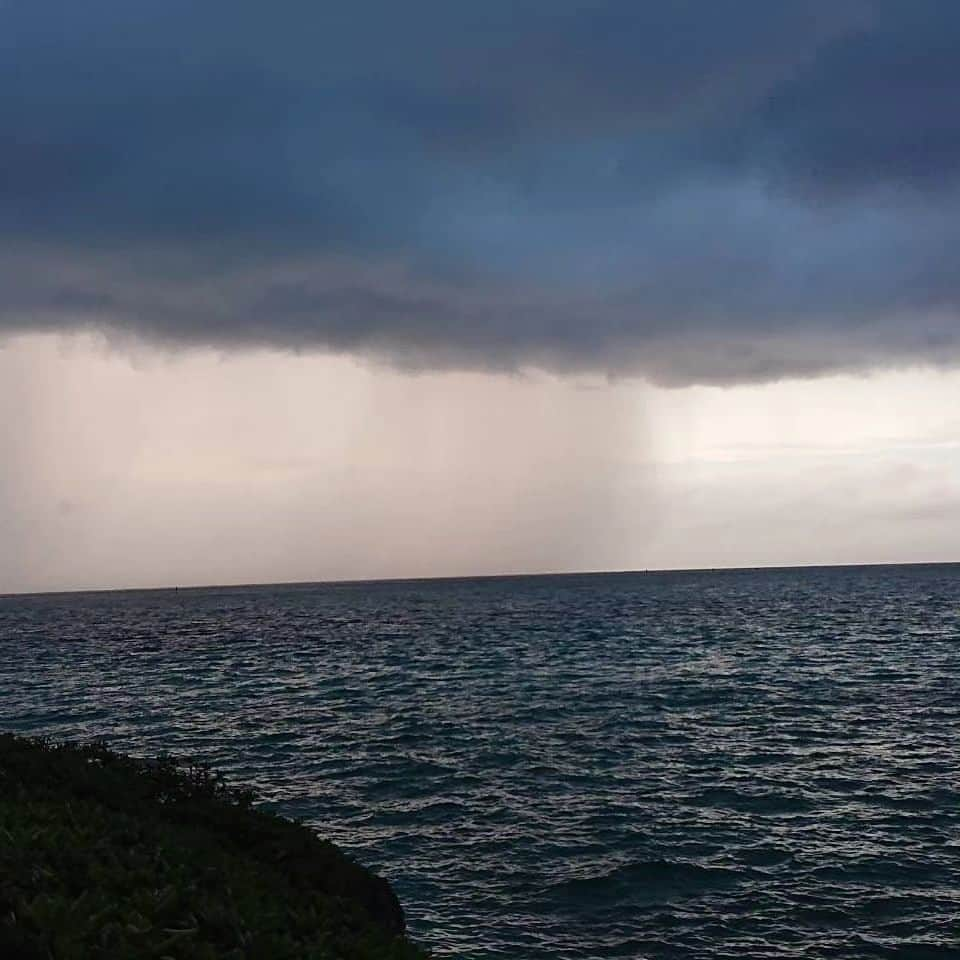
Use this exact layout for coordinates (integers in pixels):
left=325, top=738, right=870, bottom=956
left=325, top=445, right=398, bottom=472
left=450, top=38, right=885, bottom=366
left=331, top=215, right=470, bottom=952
left=2, top=564, right=958, bottom=958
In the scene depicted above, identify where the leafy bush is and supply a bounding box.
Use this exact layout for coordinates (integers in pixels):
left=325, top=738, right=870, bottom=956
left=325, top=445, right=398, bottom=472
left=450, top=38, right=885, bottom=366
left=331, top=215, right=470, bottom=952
left=0, top=733, right=429, bottom=959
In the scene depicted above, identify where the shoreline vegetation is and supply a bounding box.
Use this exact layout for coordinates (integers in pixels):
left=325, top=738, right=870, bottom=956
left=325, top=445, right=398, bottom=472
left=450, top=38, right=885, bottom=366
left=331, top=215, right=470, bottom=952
left=0, top=733, right=429, bottom=959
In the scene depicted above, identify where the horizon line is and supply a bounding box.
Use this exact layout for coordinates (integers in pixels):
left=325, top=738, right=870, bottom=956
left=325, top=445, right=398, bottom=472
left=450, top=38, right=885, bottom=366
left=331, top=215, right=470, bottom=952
left=3, top=558, right=958, bottom=600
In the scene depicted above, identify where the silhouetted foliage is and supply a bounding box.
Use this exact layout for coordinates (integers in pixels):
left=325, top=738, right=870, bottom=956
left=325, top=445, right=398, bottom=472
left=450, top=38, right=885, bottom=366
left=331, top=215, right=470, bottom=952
left=0, top=733, right=426, bottom=959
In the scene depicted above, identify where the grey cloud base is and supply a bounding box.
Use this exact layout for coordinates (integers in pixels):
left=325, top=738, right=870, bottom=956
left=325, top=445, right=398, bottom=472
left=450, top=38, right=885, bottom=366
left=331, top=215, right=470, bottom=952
left=3, top=1, right=960, bottom=384
left=5, top=235, right=958, bottom=387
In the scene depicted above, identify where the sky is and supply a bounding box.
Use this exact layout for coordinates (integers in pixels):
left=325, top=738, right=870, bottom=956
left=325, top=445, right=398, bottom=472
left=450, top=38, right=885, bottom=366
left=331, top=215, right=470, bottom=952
left=3, top=1, right=960, bottom=592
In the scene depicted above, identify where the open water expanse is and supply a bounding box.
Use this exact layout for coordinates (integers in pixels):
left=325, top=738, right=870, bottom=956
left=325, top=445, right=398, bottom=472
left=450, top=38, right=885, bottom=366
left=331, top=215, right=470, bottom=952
left=2, top=564, right=959, bottom=958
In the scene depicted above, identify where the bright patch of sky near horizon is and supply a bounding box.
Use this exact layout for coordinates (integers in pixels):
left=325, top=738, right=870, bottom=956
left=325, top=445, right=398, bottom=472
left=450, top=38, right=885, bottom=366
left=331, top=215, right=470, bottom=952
left=2, top=333, right=958, bottom=594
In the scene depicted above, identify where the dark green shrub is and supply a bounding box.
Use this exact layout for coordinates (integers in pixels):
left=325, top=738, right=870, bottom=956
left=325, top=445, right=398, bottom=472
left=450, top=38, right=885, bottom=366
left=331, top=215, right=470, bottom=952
left=0, top=734, right=429, bottom=959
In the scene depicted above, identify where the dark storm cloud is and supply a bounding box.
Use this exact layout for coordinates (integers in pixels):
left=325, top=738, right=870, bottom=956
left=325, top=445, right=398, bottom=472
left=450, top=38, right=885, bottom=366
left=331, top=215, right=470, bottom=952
left=3, top=0, right=960, bottom=383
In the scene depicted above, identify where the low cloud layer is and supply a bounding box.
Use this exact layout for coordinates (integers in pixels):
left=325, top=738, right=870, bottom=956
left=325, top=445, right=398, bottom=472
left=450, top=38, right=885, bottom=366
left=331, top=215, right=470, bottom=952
left=4, top=1, right=960, bottom=384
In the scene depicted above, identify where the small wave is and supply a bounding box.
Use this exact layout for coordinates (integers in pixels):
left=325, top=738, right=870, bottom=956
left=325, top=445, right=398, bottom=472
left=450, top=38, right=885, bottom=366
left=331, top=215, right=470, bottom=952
left=693, top=786, right=812, bottom=814
left=547, top=858, right=746, bottom=905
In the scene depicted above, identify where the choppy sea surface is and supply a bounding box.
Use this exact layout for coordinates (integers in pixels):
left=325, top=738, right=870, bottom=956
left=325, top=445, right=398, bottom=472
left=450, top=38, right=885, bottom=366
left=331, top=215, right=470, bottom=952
left=2, top=565, right=959, bottom=958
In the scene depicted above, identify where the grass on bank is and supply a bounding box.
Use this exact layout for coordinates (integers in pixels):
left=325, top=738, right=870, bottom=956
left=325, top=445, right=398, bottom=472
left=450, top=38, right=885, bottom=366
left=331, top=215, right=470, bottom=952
left=0, top=733, right=429, bottom=960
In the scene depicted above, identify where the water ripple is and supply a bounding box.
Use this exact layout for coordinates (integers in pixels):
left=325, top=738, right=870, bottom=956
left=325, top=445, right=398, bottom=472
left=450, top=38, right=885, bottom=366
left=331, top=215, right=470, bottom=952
left=2, top=565, right=959, bottom=958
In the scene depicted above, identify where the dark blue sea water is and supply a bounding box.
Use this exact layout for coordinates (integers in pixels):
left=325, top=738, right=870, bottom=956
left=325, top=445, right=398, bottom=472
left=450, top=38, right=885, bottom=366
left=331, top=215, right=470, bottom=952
left=2, top=565, right=959, bottom=958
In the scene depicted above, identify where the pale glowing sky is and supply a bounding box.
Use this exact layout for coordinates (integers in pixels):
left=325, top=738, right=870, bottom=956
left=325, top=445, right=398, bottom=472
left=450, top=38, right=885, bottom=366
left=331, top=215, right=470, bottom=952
left=3, top=332, right=958, bottom=594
